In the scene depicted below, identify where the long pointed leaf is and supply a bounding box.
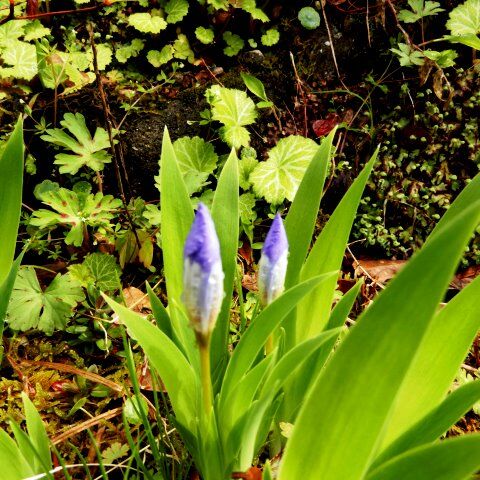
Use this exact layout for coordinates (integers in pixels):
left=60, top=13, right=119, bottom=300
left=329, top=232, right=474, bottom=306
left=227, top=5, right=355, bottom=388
left=159, top=127, right=194, bottom=348
left=374, top=379, right=480, bottom=467
left=210, top=148, right=239, bottom=388
left=0, top=117, right=23, bottom=285
left=22, top=392, right=52, bottom=473
left=285, top=128, right=336, bottom=287
left=104, top=295, right=198, bottom=432
left=279, top=200, right=480, bottom=480
left=296, top=148, right=378, bottom=341
left=381, top=273, right=480, bottom=447
left=220, top=273, right=336, bottom=404
left=366, top=435, right=480, bottom=480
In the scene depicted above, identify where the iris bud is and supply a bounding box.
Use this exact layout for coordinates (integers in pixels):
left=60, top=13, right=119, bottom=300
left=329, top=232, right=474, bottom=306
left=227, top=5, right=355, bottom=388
left=183, top=203, right=224, bottom=336
left=258, top=214, right=289, bottom=306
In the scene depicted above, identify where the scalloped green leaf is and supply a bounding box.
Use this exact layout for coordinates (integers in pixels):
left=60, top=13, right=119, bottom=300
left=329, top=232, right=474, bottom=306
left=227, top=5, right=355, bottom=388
left=447, top=0, right=480, bottom=36
left=165, top=0, right=189, bottom=23
left=128, top=12, right=167, bottom=34
left=7, top=267, right=85, bottom=335
left=250, top=136, right=319, bottom=204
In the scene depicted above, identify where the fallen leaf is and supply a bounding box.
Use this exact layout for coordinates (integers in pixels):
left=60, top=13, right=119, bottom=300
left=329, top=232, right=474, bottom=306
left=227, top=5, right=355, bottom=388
left=353, top=258, right=407, bottom=284
left=312, top=113, right=339, bottom=137
left=122, top=287, right=151, bottom=314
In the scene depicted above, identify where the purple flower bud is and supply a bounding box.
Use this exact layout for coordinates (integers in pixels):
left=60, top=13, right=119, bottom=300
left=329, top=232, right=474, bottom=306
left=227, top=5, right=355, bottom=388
left=258, top=214, right=289, bottom=305
left=183, top=203, right=224, bottom=335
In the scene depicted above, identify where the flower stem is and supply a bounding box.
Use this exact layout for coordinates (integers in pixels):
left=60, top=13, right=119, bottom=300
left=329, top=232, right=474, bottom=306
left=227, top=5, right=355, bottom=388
left=197, top=333, right=213, bottom=416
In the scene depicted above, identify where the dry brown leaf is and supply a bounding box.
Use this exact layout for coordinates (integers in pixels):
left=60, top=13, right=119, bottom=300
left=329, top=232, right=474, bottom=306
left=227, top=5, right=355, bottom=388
left=354, top=258, right=407, bottom=284
left=122, top=286, right=151, bottom=315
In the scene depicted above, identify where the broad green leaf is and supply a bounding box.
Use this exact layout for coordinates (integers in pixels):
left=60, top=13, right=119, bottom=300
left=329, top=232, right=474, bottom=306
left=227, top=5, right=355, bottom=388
left=115, top=39, right=145, bottom=63
left=22, top=392, right=52, bottom=473
left=240, top=72, right=269, bottom=102
left=250, top=136, right=319, bottom=204
left=261, top=28, right=280, bottom=46
left=239, top=193, right=257, bottom=226
left=445, top=33, right=480, bottom=49
left=380, top=273, right=480, bottom=448
left=0, top=21, right=27, bottom=45
left=223, top=31, right=244, bottom=56
left=447, top=0, right=480, bottom=36
left=173, top=136, right=218, bottom=194
left=210, top=149, right=239, bottom=386
left=366, top=435, right=480, bottom=480
left=147, top=45, right=174, bottom=67
left=241, top=0, right=269, bottom=21
left=69, top=253, right=121, bottom=292
left=0, top=40, right=37, bottom=80
left=173, top=33, right=194, bottom=62
left=0, top=430, right=34, bottom=479
left=7, top=267, right=85, bottom=335
left=195, top=27, right=215, bottom=44
left=398, top=0, right=444, bottom=23
left=159, top=127, right=194, bottom=348
left=23, top=20, right=51, bottom=41
left=128, top=12, right=167, bottom=34
left=165, top=0, right=188, bottom=23
left=207, top=86, right=257, bottom=149
left=0, top=118, right=23, bottom=286
left=238, top=152, right=258, bottom=189
left=105, top=296, right=198, bottom=431
left=374, top=379, right=480, bottom=467
left=278, top=199, right=480, bottom=480
left=40, top=113, right=112, bottom=174
left=30, top=188, right=121, bottom=246
left=221, top=273, right=336, bottom=403
left=296, top=149, right=378, bottom=340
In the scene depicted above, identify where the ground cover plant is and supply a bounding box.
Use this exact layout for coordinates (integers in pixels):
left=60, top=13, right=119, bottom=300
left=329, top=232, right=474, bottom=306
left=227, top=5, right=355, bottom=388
left=0, top=0, right=480, bottom=479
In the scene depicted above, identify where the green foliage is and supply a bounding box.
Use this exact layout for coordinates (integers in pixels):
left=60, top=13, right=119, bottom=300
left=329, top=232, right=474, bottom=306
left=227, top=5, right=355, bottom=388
left=7, top=267, right=85, bottom=335
left=398, top=0, right=444, bottom=23
left=173, top=33, right=195, bottom=62
left=261, top=28, right=280, bottom=46
left=298, top=7, right=321, bottom=30
left=128, top=12, right=168, bottom=34
left=240, top=72, right=273, bottom=108
left=447, top=0, right=480, bottom=36
left=165, top=0, right=189, bottom=23
left=115, top=39, right=145, bottom=63
left=40, top=113, right=112, bottom=174
left=391, top=43, right=425, bottom=67
left=206, top=86, right=257, bottom=149
left=68, top=253, right=121, bottom=293
left=170, top=136, right=219, bottom=194
left=250, top=136, right=319, bottom=204
left=446, top=0, right=480, bottom=49
left=279, top=177, right=480, bottom=479
left=223, top=31, right=244, bottom=56
left=30, top=182, right=122, bottom=247
left=195, top=26, right=215, bottom=44
left=147, top=46, right=174, bottom=67
left=353, top=79, right=480, bottom=264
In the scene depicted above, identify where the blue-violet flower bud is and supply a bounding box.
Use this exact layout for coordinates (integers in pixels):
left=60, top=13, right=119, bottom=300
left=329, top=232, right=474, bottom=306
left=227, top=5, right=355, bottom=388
left=183, top=203, right=224, bottom=336
left=258, top=213, right=289, bottom=306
